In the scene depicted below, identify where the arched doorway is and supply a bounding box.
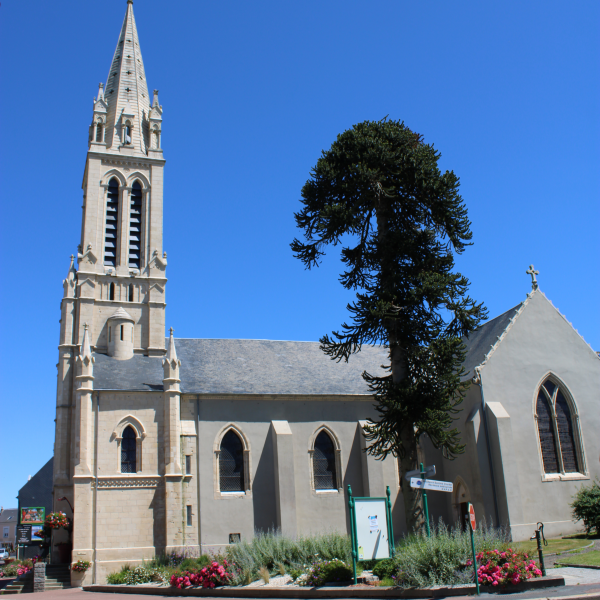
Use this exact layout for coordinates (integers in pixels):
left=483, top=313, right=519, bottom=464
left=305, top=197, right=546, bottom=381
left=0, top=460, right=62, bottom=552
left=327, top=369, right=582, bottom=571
left=453, top=477, right=471, bottom=529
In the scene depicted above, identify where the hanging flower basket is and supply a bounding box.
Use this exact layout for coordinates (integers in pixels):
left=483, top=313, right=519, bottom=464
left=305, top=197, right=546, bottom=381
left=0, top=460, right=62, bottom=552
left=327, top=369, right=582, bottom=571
left=45, top=512, right=70, bottom=530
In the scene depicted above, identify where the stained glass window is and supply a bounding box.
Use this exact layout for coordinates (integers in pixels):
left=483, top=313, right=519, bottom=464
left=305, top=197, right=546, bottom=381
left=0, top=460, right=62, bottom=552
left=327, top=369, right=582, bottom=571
left=536, top=392, right=559, bottom=473
left=219, top=430, right=244, bottom=492
left=536, top=379, right=582, bottom=475
left=121, top=426, right=137, bottom=473
left=313, top=431, right=337, bottom=490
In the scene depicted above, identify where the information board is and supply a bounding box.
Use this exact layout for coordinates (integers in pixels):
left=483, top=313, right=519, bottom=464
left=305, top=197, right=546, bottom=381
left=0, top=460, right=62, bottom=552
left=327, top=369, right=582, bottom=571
left=354, top=498, right=391, bottom=560
left=17, top=525, right=31, bottom=544
left=410, top=478, right=453, bottom=493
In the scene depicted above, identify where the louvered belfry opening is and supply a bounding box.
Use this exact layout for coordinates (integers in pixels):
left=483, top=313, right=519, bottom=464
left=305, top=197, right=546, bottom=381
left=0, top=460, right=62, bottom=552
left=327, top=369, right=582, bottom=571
left=219, top=430, right=245, bottom=492
left=129, top=181, right=142, bottom=269
left=104, top=178, right=120, bottom=265
left=536, top=378, right=581, bottom=475
left=121, top=425, right=137, bottom=473
left=313, top=430, right=337, bottom=490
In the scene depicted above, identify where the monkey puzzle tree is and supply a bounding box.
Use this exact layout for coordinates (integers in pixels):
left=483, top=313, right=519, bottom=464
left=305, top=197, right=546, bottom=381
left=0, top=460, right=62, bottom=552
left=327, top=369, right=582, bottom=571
left=291, top=119, right=487, bottom=533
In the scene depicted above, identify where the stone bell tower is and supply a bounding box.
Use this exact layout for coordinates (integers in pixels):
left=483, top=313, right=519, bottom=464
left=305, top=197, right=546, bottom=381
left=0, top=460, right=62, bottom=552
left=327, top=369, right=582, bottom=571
left=53, top=0, right=167, bottom=503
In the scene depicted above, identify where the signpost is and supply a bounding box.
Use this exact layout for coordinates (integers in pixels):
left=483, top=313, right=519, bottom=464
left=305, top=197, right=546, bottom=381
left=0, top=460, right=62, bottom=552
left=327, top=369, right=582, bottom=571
left=467, top=503, right=480, bottom=596
left=404, top=465, right=436, bottom=481
left=347, top=485, right=395, bottom=585
left=408, top=463, right=453, bottom=537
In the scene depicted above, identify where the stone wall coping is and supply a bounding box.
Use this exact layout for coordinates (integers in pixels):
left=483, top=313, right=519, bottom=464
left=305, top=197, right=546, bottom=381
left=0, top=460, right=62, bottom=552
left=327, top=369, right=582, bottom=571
left=83, top=575, right=565, bottom=598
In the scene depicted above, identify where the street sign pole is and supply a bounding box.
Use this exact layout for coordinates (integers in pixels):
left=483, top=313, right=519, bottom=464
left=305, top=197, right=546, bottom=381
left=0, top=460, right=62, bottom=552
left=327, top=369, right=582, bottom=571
left=468, top=503, right=480, bottom=596
left=347, top=485, right=358, bottom=585
left=420, top=462, right=431, bottom=537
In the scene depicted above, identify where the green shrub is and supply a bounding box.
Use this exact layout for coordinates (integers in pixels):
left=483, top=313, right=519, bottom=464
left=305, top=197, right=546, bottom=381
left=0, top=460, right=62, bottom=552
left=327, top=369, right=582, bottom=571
left=372, top=559, right=395, bottom=580
left=305, top=558, right=353, bottom=586
left=226, top=530, right=351, bottom=585
left=179, top=555, right=211, bottom=572
left=391, top=519, right=509, bottom=588
left=571, top=480, right=600, bottom=535
left=116, top=565, right=168, bottom=585
left=106, top=571, right=127, bottom=584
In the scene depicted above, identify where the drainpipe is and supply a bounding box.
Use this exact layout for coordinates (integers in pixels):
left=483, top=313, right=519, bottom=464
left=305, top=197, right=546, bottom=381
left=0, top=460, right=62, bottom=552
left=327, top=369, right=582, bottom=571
left=473, top=368, right=500, bottom=527
left=196, top=396, right=201, bottom=552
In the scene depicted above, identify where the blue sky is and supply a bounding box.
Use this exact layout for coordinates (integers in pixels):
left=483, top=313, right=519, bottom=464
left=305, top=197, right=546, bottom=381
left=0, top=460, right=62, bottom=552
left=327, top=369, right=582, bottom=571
left=0, top=0, right=598, bottom=508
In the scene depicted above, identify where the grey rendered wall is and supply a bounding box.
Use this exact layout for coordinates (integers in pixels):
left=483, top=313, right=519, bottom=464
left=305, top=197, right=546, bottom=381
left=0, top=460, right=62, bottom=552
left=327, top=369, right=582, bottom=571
left=195, top=398, right=404, bottom=550
left=477, top=291, right=600, bottom=541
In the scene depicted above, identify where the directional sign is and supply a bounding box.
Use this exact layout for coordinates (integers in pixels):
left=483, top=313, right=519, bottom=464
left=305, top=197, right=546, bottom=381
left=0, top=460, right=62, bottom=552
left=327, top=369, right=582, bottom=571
left=404, top=465, right=436, bottom=482
left=468, top=503, right=476, bottom=530
left=410, top=477, right=453, bottom=493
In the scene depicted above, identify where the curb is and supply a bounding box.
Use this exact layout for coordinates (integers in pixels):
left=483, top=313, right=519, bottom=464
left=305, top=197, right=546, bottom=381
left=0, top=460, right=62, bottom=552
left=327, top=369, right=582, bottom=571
left=555, top=565, right=600, bottom=571
left=83, top=576, right=565, bottom=598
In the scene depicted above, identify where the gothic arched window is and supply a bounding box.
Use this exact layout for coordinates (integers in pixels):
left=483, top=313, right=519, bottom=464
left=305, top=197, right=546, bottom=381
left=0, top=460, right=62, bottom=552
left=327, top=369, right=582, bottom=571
left=536, top=378, right=582, bottom=475
left=313, top=430, right=338, bottom=490
left=219, top=430, right=245, bottom=492
left=128, top=283, right=134, bottom=302
left=95, top=122, right=103, bottom=142
left=109, top=282, right=115, bottom=301
left=121, top=426, right=137, bottom=473
left=128, top=181, right=142, bottom=269
left=104, top=178, right=120, bottom=266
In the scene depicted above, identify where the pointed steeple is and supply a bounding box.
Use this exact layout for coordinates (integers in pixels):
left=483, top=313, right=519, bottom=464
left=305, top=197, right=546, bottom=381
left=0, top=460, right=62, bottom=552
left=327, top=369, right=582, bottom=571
left=103, top=0, right=151, bottom=154
left=166, top=327, right=178, bottom=363
left=80, top=323, right=93, bottom=362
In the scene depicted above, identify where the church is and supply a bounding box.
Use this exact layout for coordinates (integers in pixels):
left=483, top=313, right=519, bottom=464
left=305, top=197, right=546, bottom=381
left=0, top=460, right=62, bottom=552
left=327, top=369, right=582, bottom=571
left=51, top=1, right=600, bottom=585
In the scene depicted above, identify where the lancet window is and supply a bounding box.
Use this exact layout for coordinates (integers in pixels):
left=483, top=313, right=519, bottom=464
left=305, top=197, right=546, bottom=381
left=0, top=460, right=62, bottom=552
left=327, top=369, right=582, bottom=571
left=120, top=426, right=137, bottom=473
left=313, top=430, right=338, bottom=490
left=104, top=178, right=120, bottom=266
left=536, top=378, right=583, bottom=476
left=129, top=181, right=142, bottom=269
left=219, top=430, right=245, bottom=492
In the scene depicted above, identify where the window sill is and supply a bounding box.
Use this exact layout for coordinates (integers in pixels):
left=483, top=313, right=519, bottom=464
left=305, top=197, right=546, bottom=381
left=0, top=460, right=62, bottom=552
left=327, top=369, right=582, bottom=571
left=220, top=491, right=246, bottom=497
left=315, top=489, right=340, bottom=494
left=542, top=473, right=589, bottom=482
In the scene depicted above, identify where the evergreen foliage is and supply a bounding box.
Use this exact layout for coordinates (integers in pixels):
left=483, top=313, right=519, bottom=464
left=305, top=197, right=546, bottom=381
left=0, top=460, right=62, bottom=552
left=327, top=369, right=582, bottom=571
left=571, top=479, right=600, bottom=535
left=291, top=119, right=486, bottom=531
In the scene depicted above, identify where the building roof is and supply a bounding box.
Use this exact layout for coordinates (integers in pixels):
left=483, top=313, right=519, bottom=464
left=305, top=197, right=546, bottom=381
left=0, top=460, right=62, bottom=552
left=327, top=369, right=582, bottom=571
left=0, top=509, right=18, bottom=524
left=93, top=338, right=389, bottom=395
left=460, top=304, right=520, bottom=380
left=109, top=307, right=134, bottom=321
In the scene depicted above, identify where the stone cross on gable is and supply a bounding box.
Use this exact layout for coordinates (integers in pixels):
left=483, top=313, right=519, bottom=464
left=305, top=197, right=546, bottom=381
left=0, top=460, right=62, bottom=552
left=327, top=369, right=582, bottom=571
left=526, top=264, right=539, bottom=290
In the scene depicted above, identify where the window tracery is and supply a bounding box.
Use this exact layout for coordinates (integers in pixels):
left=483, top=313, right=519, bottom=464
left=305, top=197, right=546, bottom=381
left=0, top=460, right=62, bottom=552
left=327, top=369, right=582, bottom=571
left=535, top=377, right=584, bottom=476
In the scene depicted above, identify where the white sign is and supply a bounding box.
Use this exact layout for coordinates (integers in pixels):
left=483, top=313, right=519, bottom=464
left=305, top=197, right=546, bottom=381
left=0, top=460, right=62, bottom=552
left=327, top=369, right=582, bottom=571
left=354, top=498, right=390, bottom=561
left=410, top=478, right=453, bottom=493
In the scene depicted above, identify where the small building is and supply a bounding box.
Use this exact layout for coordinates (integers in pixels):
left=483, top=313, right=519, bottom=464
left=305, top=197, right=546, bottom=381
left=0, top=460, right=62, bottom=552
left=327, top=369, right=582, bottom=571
left=18, top=458, right=54, bottom=559
left=0, top=508, right=18, bottom=552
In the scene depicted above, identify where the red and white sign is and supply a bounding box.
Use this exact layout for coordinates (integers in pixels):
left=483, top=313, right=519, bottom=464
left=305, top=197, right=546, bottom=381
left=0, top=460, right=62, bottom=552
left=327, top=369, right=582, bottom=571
left=468, top=503, right=476, bottom=530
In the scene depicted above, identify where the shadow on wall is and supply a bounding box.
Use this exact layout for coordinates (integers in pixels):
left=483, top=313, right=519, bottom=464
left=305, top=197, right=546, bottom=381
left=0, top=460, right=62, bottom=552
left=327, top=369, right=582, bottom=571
left=253, top=430, right=276, bottom=532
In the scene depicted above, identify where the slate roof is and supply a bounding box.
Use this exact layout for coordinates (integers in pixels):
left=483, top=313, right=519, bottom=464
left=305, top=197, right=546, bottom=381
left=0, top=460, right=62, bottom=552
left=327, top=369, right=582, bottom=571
left=0, top=509, right=18, bottom=524
left=460, top=304, right=520, bottom=380
left=92, top=304, right=523, bottom=394
left=93, top=339, right=389, bottom=395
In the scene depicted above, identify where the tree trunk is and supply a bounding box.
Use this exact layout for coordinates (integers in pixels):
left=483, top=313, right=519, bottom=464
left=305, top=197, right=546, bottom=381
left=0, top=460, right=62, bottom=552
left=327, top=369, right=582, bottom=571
left=375, top=186, right=424, bottom=536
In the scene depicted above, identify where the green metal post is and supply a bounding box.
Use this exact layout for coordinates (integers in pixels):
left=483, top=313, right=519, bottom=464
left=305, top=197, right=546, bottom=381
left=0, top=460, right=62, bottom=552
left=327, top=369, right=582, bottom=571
left=348, top=485, right=357, bottom=585
left=386, top=486, right=395, bottom=557
left=420, top=462, right=431, bottom=537
left=470, top=523, right=480, bottom=595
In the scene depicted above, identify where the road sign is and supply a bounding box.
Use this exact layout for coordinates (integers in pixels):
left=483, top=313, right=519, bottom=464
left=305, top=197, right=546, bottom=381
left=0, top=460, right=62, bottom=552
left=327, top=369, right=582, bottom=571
left=469, top=503, right=476, bottom=530
left=410, top=478, right=453, bottom=493
left=404, top=465, right=436, bottom=481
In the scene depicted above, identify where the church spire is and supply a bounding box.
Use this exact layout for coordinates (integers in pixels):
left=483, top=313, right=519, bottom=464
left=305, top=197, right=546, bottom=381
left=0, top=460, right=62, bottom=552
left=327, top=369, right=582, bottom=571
left=103, top=0, right=151, bottom=154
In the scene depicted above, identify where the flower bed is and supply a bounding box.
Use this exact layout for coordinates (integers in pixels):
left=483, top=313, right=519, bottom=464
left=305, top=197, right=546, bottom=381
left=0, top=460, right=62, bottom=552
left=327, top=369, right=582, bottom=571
left=472, top=549, right=542, bottom=586
left=170, top=559, right=234, bottom=589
